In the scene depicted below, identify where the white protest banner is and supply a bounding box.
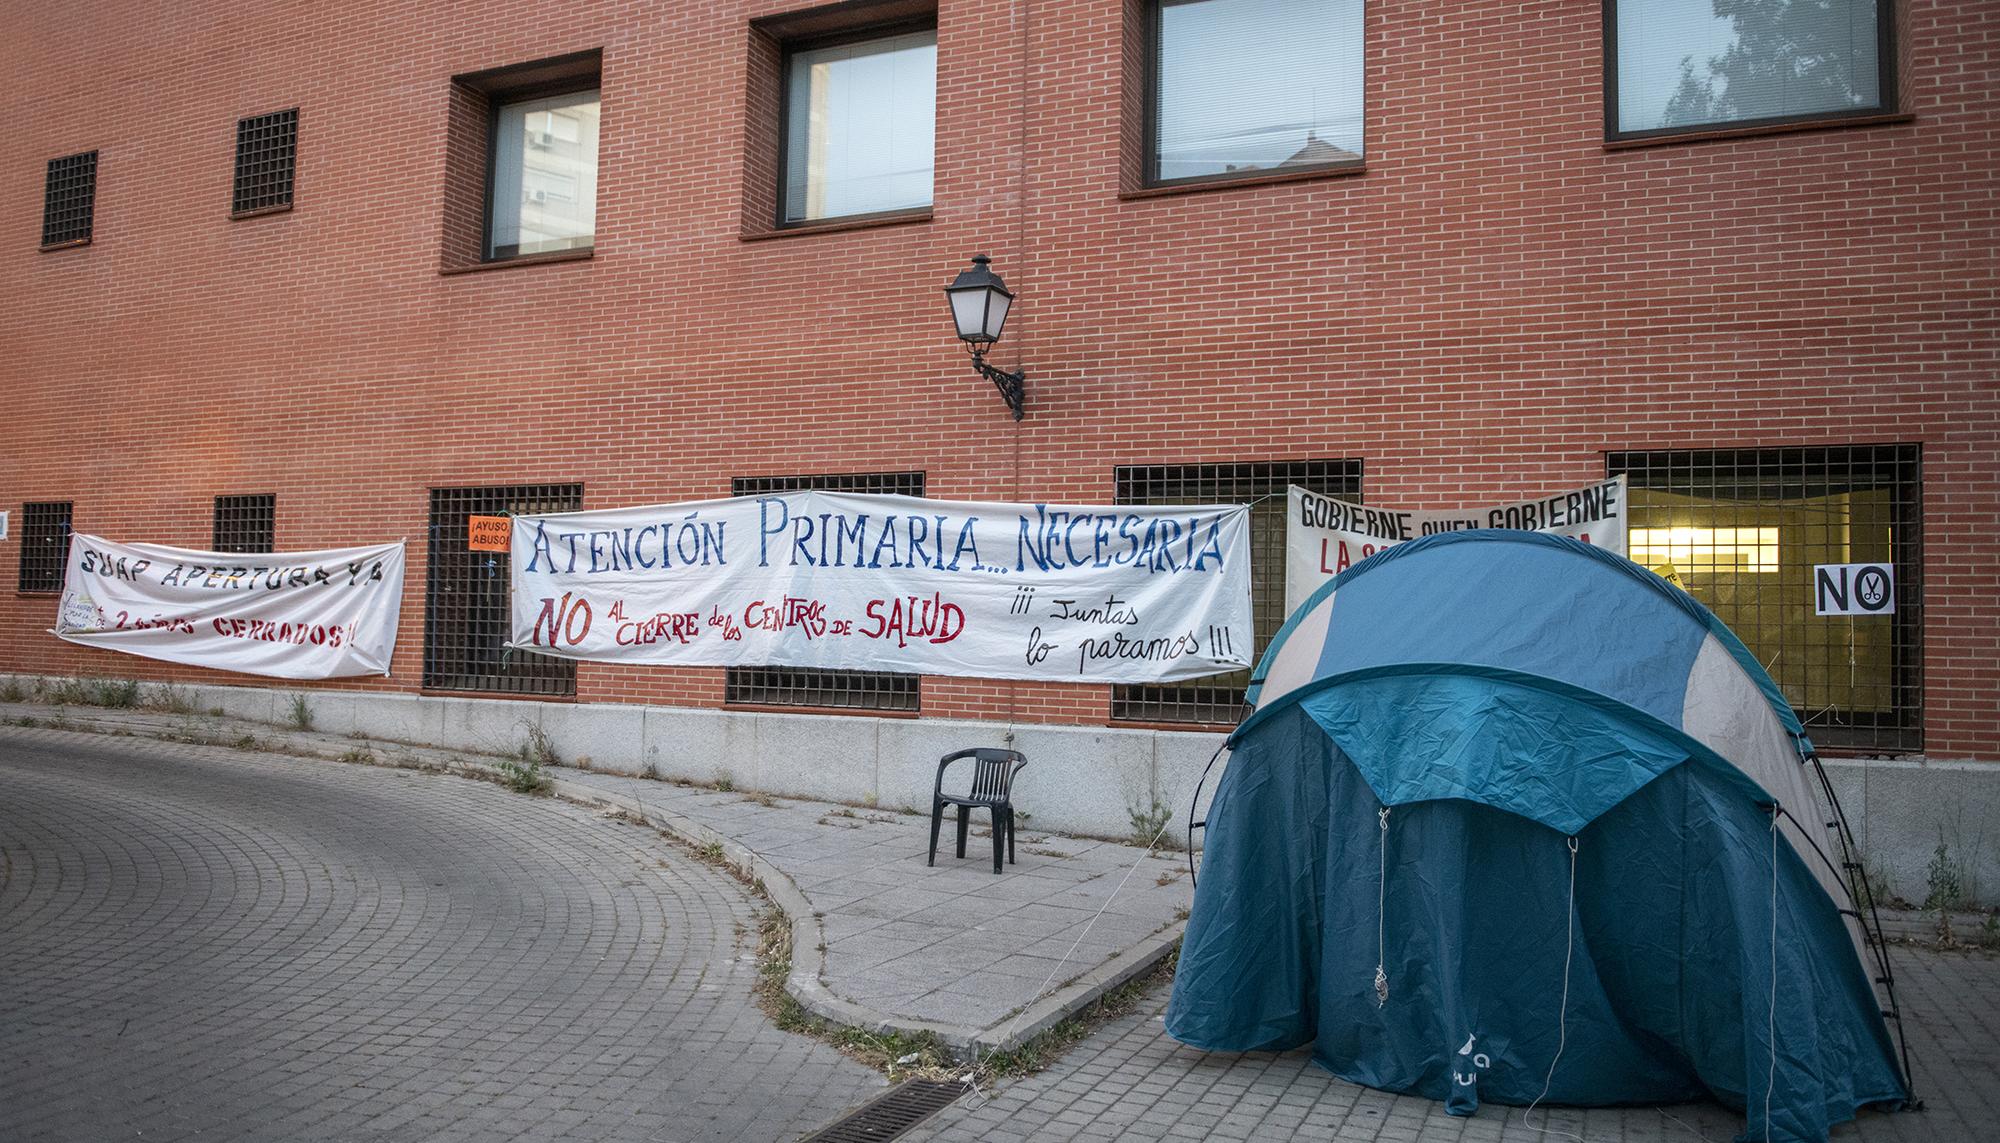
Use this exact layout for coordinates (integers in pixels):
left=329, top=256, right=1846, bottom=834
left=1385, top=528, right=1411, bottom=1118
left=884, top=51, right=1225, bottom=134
left=53, top=535, right=405, bottom=679
left=509, top=492, right=1252, bottom=684
left=1286, top=476, right=1628, bottom=614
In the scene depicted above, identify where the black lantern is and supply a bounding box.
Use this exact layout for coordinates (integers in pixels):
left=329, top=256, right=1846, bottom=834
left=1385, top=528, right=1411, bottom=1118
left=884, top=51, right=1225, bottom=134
left=944, top=255, right=1025, bottom=420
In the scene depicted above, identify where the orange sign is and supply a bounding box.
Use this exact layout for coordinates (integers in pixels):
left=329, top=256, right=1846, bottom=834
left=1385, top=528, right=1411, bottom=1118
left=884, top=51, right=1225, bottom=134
left=468, top=516, right=511, bottom=552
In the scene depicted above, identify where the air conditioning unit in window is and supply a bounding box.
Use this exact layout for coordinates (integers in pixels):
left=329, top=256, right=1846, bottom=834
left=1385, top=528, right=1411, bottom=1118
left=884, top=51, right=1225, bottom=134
left=528, top=131, right=555, bottom=150
left=526, top=189, right=549, bottom=205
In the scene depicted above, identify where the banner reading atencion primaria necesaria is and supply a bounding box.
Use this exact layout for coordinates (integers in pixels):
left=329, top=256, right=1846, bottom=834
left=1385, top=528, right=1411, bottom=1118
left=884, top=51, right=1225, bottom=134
left=508, top=492, right=1253, bottom=684
left=53, top=536, right=405, bottom=678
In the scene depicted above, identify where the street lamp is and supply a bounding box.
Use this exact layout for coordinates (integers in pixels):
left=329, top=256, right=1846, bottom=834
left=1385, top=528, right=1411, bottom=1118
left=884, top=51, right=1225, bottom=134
left=944, top=254, right=1025, bottom=421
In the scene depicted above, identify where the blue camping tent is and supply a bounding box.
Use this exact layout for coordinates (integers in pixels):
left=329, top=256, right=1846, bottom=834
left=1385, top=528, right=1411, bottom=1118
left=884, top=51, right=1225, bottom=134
left=1166, top=531, right=1908, bottom=1143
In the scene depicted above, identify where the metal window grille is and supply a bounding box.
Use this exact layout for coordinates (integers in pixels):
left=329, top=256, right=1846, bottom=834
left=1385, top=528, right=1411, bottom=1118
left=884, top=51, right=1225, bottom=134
left=726, top=471, right=926, bottom=711
left=1112, top=460, right=1363, bottom=724
left=1610, top=446, right=1922, bottom=753
left=232, top=109, right=298, bottom=215
left=212, top=494, right=276, bottom=554
left=424, top=484, right=583, bottom=696
left=41, top=151, right=97, bottom=247
left=18, top=502, right=74, bottom=593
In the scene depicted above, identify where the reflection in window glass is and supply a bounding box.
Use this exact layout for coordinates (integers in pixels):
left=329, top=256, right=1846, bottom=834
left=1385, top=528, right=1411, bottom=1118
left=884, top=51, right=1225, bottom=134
left=1154, top=0, right=1363, bottom=183
left=784, top=31, right=936, bottom=224
left=490, top=91, right=600, bottom=259
left=1615, top=0, right=1883, bottom=135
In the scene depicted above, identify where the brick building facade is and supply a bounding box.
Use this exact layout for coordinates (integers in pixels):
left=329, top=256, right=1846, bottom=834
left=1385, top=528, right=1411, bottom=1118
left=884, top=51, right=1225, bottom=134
left=4, top=0, right=1996, bottom=852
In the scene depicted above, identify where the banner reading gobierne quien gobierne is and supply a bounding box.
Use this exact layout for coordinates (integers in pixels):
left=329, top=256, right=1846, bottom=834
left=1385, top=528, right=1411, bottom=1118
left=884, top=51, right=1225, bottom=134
left=508, top=492, right=1253, bottom=684
left=1286, top=477, right=1628, bottom=614
left=53, top=535, right=405, bottom=679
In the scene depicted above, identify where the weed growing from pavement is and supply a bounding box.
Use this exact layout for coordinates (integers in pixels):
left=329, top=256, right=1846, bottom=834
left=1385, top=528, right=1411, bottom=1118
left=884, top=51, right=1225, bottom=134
left=713, top=771, right=735, bottom=793
left=516, top=721, right=560, bottom=769
left=286, top=694, right=315, bottom=732
left=1128, top=799, right=1175, bottom=850
left=0, top=678, right=24, bottom=703
left=743, top=791, right=777, bottom=808
left=338, top=746, right=377, bottom=765
left=145, top=683, right=195, bottom=714
left=49, top=676, right=141, bottom=709
left=498, top=756, right=552, bottom=794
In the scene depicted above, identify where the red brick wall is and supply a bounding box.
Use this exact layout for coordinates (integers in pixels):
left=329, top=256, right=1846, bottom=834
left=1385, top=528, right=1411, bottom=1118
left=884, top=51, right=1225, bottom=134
left=3, top=0, right=1994, bottom=755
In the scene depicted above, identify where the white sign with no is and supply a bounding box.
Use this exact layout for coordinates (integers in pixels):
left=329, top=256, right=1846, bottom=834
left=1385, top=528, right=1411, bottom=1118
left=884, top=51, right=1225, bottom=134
left=1814, top=563, right=1896, bottom=616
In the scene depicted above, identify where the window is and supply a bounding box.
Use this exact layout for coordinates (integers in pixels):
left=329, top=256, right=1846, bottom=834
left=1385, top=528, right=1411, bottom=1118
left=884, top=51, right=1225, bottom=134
left=213, top=495, right=276, bottom=554
left=425, top=484, right=583, bottom=695
left=19, top=502, right=74, bottom=593
left=1610, top=446, right=1921, bottom=752
left=1112, top=460, right=1361, bottom=723
left=490, top=91, right=600, bottom=258
left=1145, top=0, right=1363, bottom=186
left=779, top=24, right=936, bottom=224
left=1607, top=0, right=1893, bottom=139
left=232, top=109, right=298, bottom=216
left=41, top=151, right=97, bottom=248
left=727, top=471, right=924, bottom=710
left=444, top=51, right=601, bottom=267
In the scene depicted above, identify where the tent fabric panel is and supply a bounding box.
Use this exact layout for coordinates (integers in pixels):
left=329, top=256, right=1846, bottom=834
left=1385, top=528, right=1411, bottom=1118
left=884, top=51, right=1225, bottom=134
left=1251, top=588, right=1335, bottom=710
left=1683, top=634, right=1868, bottom=970
left=1165, top=703, right=1327, bottom=1053
left=1585, top=765, right=1908, bottom=1138
left=1299, top=672, right=1689, bottom=835
left=1310, top=536, right=1708, bottom=728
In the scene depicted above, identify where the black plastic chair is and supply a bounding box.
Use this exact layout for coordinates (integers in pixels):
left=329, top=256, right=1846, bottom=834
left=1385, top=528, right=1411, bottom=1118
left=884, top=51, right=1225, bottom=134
left=928, top=748, right=1027, bottom=874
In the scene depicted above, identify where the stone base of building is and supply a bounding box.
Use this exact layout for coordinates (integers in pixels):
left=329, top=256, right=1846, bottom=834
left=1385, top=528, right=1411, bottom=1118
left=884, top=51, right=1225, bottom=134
left=4, top=674, right=1991, bottom=907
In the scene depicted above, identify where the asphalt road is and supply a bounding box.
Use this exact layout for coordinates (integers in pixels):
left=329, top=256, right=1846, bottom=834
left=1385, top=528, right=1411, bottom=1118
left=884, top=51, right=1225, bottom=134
left=0, top=728, right=882, bottom=1142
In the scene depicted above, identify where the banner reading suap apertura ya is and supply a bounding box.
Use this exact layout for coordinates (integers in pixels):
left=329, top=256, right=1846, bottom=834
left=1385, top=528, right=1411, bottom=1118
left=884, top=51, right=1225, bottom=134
left=1285, top=477, right=1628, bottom=613
left=508, top=492, right=1253, bottom=684
left=52, top=535, right=406, bottom=679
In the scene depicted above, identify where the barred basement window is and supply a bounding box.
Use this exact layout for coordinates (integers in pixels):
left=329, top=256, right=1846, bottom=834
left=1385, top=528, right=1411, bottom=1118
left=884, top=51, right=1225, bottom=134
left=19, top=502, right=74, bottom=593
left=425, top=484, right=583, bottom=696
left=727, top=471, right=925, bottom=711
left=212, top=495, right=276, bottom=554
left=1611, top=445, right=1922, bottom=753
left=1112, top=460, right=1361, bottom=724
left=41, top=151, right=97, bottom=248
left=232, top=109, right=298, bottom=216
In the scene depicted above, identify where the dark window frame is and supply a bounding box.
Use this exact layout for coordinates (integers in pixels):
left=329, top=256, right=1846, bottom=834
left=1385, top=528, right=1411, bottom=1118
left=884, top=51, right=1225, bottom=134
left=452, top=50, right=603, bottom=264
left=18, top=502, right=74, bottom=594
left=726, top=470, right=926, bottom=712
left=423, top=483, right=584, bottom=697
left=1601, top=0, right=1897, bottom=143
left=1111, top=460, right=1363, bottom=725
left=40, top=151, right=98, bottom=249
left=1140, top=0, right=1366, bottom=190
left=1609, top=445, right=1923, bottom=753
left=231, top=108, right=300, bottom=218
left=212, top=494, right=277, bottom=554
left=771, top=13, right=939, bottom=230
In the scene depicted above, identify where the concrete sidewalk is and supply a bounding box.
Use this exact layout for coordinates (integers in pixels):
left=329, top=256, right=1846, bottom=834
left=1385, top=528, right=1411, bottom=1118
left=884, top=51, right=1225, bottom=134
left=0, top=697, right=1191, bottom=1059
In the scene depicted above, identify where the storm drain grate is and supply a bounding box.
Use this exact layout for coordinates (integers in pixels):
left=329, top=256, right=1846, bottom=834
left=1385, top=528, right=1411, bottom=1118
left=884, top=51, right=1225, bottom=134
left=801, top=1079, right=971, bottom=1142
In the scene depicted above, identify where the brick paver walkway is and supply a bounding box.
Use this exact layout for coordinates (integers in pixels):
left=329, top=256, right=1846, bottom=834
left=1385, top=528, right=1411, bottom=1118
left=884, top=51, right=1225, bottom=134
left=0, top=728, right=882, bottom=1142
left=907, top=946, right=1998, bottom=1142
